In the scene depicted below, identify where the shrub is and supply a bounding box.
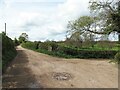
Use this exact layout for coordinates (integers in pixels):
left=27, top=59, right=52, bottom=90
left=22, top=41, right=38, bottom=50
left=39, top=41, right=58, bottom=51
left=39, top=42, right=50, bottom=50
left=1, top=32, right=17, bottom=72
left=65, top=39, right=83, bottom=48
left=96, top=41, right=116, bottom=50
left=114, top=52, right=120, bottom=64
left=50, top=41, right=58, bottom=51
left=13, top=38, right=20, bottom=46
left=77, top=50, right=117, bottom=59
left=22, top=40, right=117, bottom=59
left=34, top=41, right=40, bottom=49
left=82, top=41, right=95, bottom=48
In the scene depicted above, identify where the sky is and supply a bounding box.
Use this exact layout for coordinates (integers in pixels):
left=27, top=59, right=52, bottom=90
left=0, top=0, right=118, bottom=41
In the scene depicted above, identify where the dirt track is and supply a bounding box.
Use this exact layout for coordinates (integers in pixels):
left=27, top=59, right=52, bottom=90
left=3, top=46, right=118, bottom=88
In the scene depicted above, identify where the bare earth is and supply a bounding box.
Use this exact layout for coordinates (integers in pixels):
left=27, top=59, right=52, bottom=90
left=3, top=46, right=118, bottom=88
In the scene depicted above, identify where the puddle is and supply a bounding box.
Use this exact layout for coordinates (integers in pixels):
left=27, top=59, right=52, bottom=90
left=52, top=72, right=72, bottom=81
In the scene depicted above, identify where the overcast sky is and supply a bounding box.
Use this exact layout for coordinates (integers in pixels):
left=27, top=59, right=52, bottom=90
left=0, top=0, right=118, bottom=41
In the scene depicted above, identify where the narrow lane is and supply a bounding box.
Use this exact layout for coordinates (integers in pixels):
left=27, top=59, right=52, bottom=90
left=2, top=46, right=118, bottom=88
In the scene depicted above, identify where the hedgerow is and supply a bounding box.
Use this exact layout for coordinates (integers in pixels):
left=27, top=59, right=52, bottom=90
left=1, top=32, right=17, bottom=72
left=22, top=41, right=117, bottom=59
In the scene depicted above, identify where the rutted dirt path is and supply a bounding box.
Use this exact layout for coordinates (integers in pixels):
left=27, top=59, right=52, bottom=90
left=3, top=46, right=118, bottom=88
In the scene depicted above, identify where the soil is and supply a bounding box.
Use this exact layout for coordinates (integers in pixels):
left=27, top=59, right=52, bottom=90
left=2, top=46, right=118, bottom=88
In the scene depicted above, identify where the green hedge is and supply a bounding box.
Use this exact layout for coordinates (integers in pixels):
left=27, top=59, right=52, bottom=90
left=22, top=41, right=117, bottom=59
left=56, top=45, right=117, bottom=59
left=1, top=33, right=17, bottom=72
left=22, top=41, right=39, bottom=50
left=75, top=50, right=117, bottom=59
left=39, top=41, right=58, bottom=51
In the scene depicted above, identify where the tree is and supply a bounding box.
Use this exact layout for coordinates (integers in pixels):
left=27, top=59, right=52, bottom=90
left=13, top=38, right=20, bottom=46
left=67, top=0, right=120, bottom=43
left=19, top=33, right=28, bottom=43
left=67, top=16, right=98, bottom=41
left=89, top=0, right=120, bottom=42
left=69, top=31, right=83, bottom=42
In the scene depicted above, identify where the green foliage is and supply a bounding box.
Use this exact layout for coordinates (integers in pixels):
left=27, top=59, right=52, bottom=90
left=57, top=45, right=117, bottom=59
left=96, top=41, right=116, bottom=50
left=89, top=0, right=120, bottom=42
left=67, top=16, right=97, bottom=35
left=65, top=38, right=83, bottom=48
left=22, top=41, right=38, bottom=50
left=13, top=38, right=20, bottom=46
left=39, top=41, right=58, bottom=51
left=1, top=32, right=17, bottom=72
left=2, top=33, right=15, bottom=54
left=82, top=41, right=95, bottom=48
left=19, top=37, right=26, bottom=43
left=22, top=41, right=117, bottom=59
left=114, top=52, right=120, bottom=64
left=19, top=33, right=28, bottom=43
left=39, top=41, right=51, bottom=50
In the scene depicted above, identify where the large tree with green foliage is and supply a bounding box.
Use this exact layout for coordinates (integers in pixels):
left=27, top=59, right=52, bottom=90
left=67, top=16, right=100, bottom=41
left=67, top=0, right=120, bottom=42
left=19, top=33, right=28, bottom=43
left=89, top=0, right=120, bottom=42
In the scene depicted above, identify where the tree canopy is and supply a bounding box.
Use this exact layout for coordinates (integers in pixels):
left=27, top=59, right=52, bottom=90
left=89, top=0, right=120, bottom=39
left=67, top=0, right=120, bottom=42
left=19, top=33, right=28, bottom=43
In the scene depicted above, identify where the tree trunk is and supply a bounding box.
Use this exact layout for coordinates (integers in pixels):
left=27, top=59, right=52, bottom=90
left=119, top=32, right=120, bottom=44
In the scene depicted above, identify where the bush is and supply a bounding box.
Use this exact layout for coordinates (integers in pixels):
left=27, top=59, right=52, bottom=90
left=22, top=40, right=117, bottom=59
left=77, top=50, right=117, bottom=59
left=13, top=38, right=20, bottom=46
left=96, top=41, right=116, bottom=50
left=57, top=45, right=78, bottom=55
left=1, top=32, right=17, bottom=72
left=39, top=41, right=50, bottom=50
left=82, top=41, right=95, bottom=48
left=39, top=41, right=58, bottom=51
left=114, top=52, right=120, bottom=64
left=57, top=45, right=117, bottom=59
left=22, top=41, right=39, bottom=50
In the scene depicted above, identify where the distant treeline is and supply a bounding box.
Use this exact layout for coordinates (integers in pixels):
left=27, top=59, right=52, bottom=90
left=1, top=32, right=17, bottom=72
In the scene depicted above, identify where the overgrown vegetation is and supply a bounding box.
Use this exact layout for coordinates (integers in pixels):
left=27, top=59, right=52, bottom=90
left=114, top=52, right=120, bottom=64
left=22, top=40, right=118, bottom=59
left=1, top=32, right=17, bottom=72
left=13, top=38, right=20, bottom=46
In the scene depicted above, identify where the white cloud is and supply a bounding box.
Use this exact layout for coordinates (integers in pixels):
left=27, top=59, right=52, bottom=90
left=0, top=0, right=90, bottom=41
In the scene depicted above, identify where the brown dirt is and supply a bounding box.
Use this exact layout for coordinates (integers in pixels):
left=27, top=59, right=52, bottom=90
left=2, top=46, right=118, bottom=88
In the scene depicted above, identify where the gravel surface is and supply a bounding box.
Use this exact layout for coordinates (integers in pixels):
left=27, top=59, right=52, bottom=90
left=2, top=46, right=118, bottom=88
